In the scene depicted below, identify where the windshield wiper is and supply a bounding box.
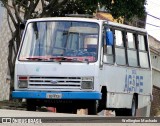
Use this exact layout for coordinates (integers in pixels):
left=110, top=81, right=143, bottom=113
left=26, top=56, right=90, bottom=64
left=50, top=57, right=89, bottom=64
left=50, top=56, right=72, bottom=63
left=26, top=57, right=46, bottom=61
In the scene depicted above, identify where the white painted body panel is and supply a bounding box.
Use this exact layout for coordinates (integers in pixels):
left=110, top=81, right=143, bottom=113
left=15, top=62, right=100, bottom=91
left=14, top=17, right=152, bottom=111
left=98, top=64, right=152, bottom=109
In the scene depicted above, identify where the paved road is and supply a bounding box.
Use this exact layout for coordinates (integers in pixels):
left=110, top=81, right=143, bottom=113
left=0, top=109, right=159, bottom=126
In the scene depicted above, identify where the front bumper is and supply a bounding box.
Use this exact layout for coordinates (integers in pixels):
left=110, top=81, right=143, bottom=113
left=12, top=91, right=101, bottom=100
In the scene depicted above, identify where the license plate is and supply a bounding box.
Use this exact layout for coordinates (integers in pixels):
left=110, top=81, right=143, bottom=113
left=46, top=93, right=62, bottom=99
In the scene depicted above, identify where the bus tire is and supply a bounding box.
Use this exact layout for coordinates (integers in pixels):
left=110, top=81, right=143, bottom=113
left=97, top=87, right=107, bottom=112
left=128, top=96, right=137, bottom=116
left=26, top=99, right=36, bottom=111
left=88, top=100, right=97, bottom=115
left=115, top=109, right=124, bottom=116
left=116, top=96, right=137, bottom=116
left=56, top=104, right=75, bottom=113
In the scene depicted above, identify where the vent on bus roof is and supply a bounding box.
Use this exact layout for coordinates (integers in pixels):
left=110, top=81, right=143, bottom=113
left=65, top=14, right=94, bottom=18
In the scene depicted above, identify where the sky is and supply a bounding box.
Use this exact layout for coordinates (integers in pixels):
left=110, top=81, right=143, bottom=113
left=146, top=0, right=160, bottom=41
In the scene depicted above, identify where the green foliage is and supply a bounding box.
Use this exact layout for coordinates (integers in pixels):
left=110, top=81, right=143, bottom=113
left=44, top=0, right=98, bottom=17
left=0, top=0, right=146, bottom=21
left=47, top=0, right=146, bottom=21
left=49, top=0, right=146, bottom=20
left=110, top=0, right=146, bottom=20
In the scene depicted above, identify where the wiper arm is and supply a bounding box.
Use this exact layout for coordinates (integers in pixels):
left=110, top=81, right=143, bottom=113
left=50, top=56, right=72, bottom=63
left=26, top=57, right=45, bottom=61
left=50, top=57, right=89, bottom=64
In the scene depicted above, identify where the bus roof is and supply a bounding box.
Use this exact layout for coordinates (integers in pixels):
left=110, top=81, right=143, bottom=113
left=27, top=17, right=103, bottom=24
left=106, top=21, right=147, bottom=33
left=26, top=17, right=147, bottom=33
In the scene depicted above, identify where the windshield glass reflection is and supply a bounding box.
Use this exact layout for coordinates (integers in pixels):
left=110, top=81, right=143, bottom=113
left=19, top=21, right=99, bottom=62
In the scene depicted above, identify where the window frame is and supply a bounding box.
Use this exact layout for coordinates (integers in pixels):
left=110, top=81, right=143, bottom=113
left=102, top=26, right=115, bottom=64
left=114, top=28, right=127, bottom=66
left=137, top=34, right=150, bottom=68
left=18, top=20, right=100, bottom=63
left=126, top=31, right=139, bottom=67
left=102, top=24, right=150, bottom=69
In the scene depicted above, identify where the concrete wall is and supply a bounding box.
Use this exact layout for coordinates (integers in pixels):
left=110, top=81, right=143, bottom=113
left=0, top=1, right=40, bottom=101
left=0, top=6, right=11, bottom=101
left=149, top=35, right=160, bottom=50
left=150, top=51, right=160, bottom=88
left=150, top=86, right=160, bottom=116
left=0, top=1, right=4, bottom=26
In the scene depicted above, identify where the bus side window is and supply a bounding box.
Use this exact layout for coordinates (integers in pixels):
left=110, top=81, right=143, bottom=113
left=103, top=29, right=114, bottom=64
left=127, top=32, right=138, bottom=67
left=103, top=45, right=114, bottom=64
left=115, top=30, right=126, bottom=65
left=138, top=35, right=149, bottom=68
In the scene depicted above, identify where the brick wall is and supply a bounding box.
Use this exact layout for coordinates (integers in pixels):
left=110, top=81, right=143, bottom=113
left=150, top=85, right=160, bottom=116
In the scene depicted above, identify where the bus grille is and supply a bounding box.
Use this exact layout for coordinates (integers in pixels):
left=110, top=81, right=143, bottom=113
left=28, top=76, right=81, bottom=89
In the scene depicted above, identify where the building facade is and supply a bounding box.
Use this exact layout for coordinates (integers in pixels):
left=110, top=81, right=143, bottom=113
left=149, top=35, right=160, bottom=116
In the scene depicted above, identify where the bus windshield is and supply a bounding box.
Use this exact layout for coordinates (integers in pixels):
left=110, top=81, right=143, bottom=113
left=19, top=21, right=99, bottom=63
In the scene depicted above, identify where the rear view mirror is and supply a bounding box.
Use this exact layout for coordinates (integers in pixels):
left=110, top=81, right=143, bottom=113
left=20, top=21, right=27, bottom=30
left=106, top=31, right=113, bottom=46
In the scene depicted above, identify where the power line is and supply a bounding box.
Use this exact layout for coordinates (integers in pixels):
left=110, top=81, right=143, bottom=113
left=132, top=18, right=160, bottom=29
left=146, top=23, right=160, bottom=28
left=146, top=14, right=160, bottom=28
left=147, top=13, right=160, bottom=20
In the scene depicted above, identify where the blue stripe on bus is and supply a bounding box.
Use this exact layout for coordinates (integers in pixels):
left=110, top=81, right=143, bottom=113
left=12, top=91, right=101, bottom=100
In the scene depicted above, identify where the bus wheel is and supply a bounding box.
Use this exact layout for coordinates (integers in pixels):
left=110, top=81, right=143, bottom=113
left=26, top=99, right=36, bottom=111
left=97, top=89, right=106, bottom=113
left=115, top=109, right=124, bottom=116
left=56, top=104, right=75, bottom=113
left=87, top=100, right=97, bottom=115
left=116, top=96, right=137, bottom=116
left=128, top=96, right=137, bottom=116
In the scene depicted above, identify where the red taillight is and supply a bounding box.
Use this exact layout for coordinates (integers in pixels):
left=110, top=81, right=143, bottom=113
left=19, top=76, right=28, bottom=80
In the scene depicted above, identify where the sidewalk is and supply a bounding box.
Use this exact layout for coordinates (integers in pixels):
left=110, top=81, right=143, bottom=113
left=0, top=100, right=25, bottom=110
left=0, top=100, right=116, bottom=116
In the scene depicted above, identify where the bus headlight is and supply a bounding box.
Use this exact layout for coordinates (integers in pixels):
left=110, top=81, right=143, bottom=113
left=19, top=81, right=28, bottom=88
left=18, top=76, right=28, bottom=88
left=81, top=77, right=94, bottom=89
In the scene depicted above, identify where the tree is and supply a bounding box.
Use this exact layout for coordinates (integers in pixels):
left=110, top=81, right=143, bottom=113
left=0, top=0, right=72, bottom=95
left=40, top=0, right=146, bottom=20
left=102, top=0, right=146, bottom=20
left=0, top=0, right=146, bottom=96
